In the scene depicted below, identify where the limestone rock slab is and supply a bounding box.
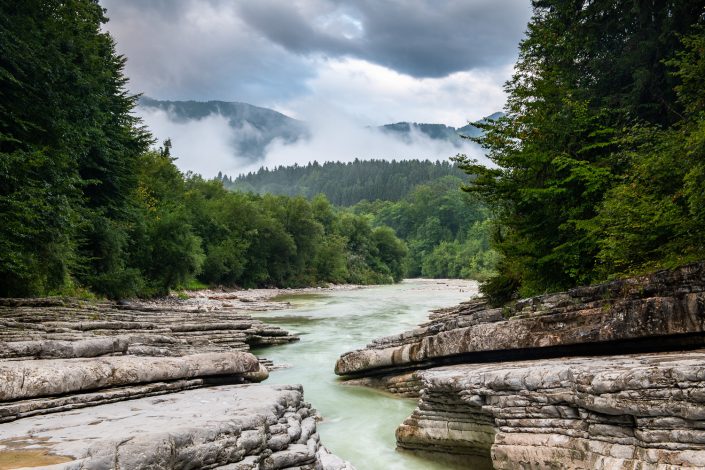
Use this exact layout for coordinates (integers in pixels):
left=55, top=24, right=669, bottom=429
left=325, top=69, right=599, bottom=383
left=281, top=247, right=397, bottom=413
left=0, top=352, right=259, bottom=401
left=0, top=384, right=355, bottom=470
left=397, top=350, right=705, bottom=469
left=337, top=262, right=705, bottom=377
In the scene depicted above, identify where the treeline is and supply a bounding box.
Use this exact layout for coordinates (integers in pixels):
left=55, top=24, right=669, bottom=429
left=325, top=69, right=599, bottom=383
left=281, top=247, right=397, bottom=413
left=352, top=176, right=497, bottom=280
left=227, top=160, right=498, bottom=280
left=0, top=0, right=405, bottom=298
left=225, top=159, right=465, bottom=205
left=455, top=0, right=705, bottom=304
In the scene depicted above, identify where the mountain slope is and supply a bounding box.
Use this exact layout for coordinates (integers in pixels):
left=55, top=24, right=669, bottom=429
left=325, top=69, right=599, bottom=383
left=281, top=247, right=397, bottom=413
left=138, top=98, right=501, bottom=160
left=224, top=159, right=466, bottom=206
left=138, top=97, right=308, bottom=159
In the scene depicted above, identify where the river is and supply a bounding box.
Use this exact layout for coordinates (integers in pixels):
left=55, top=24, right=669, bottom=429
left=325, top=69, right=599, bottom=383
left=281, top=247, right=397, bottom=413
left=251, top=279, right=478, bottom=470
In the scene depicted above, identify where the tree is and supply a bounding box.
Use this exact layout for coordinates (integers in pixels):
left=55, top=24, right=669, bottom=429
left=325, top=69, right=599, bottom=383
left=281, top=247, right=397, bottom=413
left=0, top=0, right=149, bottom=297
left=456, top=0, right=705, bottom=304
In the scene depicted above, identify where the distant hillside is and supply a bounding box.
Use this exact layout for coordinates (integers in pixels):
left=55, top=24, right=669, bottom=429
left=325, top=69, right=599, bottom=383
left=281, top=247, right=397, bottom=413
left=222, top=159, right=466, bottom=206
left=380, top=112, right=504, bottom=145
left=138, top=98, right=501, bottom=161
left=138, top=97, right=308, bottom=159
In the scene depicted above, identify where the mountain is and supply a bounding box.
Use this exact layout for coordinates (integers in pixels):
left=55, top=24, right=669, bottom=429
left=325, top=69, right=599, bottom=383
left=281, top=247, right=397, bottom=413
left=138, top=97, right=309, bottom=159
left=381, top=112, right=505, bottom=145
left=138, top=97, right=502, bottom=160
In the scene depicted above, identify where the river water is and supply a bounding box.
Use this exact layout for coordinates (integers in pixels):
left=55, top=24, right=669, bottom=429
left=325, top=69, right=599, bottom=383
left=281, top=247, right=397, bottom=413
left=251, top=279, right=478, bottom=470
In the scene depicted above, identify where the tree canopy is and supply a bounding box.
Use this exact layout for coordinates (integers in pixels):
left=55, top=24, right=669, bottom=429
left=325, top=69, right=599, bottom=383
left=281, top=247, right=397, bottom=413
left=455, top=0, right=705, bottom=304
left=0, top=0, right=407, bottom=298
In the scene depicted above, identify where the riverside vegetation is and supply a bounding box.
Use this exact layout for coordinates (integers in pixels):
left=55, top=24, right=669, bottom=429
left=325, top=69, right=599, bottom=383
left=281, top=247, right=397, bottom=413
left=455, top=0, right=705, bottom=304
left=226, top=161, right=498, bottom=281
left=0, top=0, right=412, bottom=299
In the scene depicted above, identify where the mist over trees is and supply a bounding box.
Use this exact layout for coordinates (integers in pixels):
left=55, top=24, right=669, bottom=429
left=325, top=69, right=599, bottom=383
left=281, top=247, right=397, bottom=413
left=456, top=0, right=705, bottom=304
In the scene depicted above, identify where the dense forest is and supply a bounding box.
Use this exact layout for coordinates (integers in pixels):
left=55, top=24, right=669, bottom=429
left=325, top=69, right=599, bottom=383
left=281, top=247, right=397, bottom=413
left=0, top=1, right=406, bottom=298
left=4, top=0, right=703, bottom=303
left=225, top=161, right=497, bottom=280
left=455, top=0, right=705, bottom=304
left=225, top=160, right=465, bottom=205
left=351, top=176, right=497, bottom=280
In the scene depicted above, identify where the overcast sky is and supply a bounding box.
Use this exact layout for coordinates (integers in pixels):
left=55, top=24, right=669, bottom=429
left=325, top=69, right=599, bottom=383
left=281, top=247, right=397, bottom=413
left=100, top=0, right=532, bottom=176
left=102, top=0, right=530, bottom=125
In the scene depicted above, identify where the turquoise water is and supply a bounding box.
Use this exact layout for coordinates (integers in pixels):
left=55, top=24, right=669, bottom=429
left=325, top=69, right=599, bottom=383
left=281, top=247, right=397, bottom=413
left=252, top=280, right=478, bottom=470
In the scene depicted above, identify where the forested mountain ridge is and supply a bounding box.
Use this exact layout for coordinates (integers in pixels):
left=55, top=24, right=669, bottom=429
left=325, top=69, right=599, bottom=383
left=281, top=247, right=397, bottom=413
left=379, top=112, right=504, bottom=145
left=139, top=97, right=501, bottom=160
left=224, top=159, right=466, bottom=206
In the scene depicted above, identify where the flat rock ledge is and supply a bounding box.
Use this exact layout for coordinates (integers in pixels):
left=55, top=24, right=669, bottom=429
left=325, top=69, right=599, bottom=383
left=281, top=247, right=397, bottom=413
left=0, top=295, right=300, bottom=423
left=335, top=263, right=705, bottom=468
left=336, top=262, right=705, bottom=377
left=0, top=383, right=355, bottom=470
left=0, top=296, right=299, bottom=358
left=396, top=350, right=705, bottom=469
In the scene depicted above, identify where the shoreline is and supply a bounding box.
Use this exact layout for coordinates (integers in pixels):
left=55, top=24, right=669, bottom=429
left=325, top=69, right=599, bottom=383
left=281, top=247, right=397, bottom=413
left=169, top=278, right=476, bottom=314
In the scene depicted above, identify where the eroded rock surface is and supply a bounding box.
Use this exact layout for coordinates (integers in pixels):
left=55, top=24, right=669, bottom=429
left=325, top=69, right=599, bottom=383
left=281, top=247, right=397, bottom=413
left=397, top=350, right=705, bottom=469
left=336, top=262, right=705, bottom=377
left=0, top=352, right=259, bottom=401
left=0, top=384, right=354, bottom=470
left=0, top=295, right=298, bottom=358
left=0, top=295, right=300, bottom=423
left=0, top=294, right=354, bottom=468
left=335, top=263, right=705, bottom=468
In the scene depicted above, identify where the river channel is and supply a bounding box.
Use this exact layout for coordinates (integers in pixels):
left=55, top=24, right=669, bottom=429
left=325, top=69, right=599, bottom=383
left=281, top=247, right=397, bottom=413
left=252, top=279, right=478, bottom=470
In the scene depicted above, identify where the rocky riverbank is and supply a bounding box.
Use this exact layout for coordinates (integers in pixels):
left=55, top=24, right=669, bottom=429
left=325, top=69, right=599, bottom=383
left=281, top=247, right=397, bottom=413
left=336, top=262, right=705, bottom=468
left=0, top=289, right=356, bottom=469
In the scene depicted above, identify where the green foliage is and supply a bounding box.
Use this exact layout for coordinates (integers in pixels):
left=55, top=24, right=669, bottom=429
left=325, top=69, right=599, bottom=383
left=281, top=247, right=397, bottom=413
left=351, top=176, right=497, bottom=280
left=0, top=0, right=149, bottom=297
left=0, top=1, right=407, bottom=298
left=456, top=0, right=705, bottom=305
left=226, top=159, right=465, bottom=205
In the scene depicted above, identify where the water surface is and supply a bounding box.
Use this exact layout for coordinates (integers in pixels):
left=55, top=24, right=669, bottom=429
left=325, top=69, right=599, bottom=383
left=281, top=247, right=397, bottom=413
left=252, top=279, right=478, bottom=469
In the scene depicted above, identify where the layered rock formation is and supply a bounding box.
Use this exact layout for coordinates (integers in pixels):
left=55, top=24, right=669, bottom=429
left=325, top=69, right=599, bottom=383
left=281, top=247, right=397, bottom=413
left=0, top=295, right=298, bottom=358
left=336, top=262, right=705, bottom=377
left=0, top=384, right=353, bottom=469
left=337, top=262, right=705, bottom=468
left=398, top=351, right=705, bottom=469
left=0, top=295, right=300, bottom=423
left=0, top=294, right=354, bottom=469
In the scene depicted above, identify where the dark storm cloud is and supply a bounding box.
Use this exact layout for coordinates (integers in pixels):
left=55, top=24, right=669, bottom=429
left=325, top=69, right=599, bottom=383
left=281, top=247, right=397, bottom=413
left=100, top=0, right=531, bottom=102
left=100, top=0, right=317, bottom=102
left=236, top=0, right=531, bottom=78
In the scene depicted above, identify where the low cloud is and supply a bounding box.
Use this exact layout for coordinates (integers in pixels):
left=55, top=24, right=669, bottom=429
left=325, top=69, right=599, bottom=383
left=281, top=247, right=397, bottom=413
left=137, top=105, right=488, bottom=179
left=138, top=108, right=249, bottom=177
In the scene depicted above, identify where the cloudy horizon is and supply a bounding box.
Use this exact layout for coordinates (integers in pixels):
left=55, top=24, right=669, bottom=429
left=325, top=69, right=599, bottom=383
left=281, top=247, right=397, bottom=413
left=101, top=0, right=532, bottom=176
